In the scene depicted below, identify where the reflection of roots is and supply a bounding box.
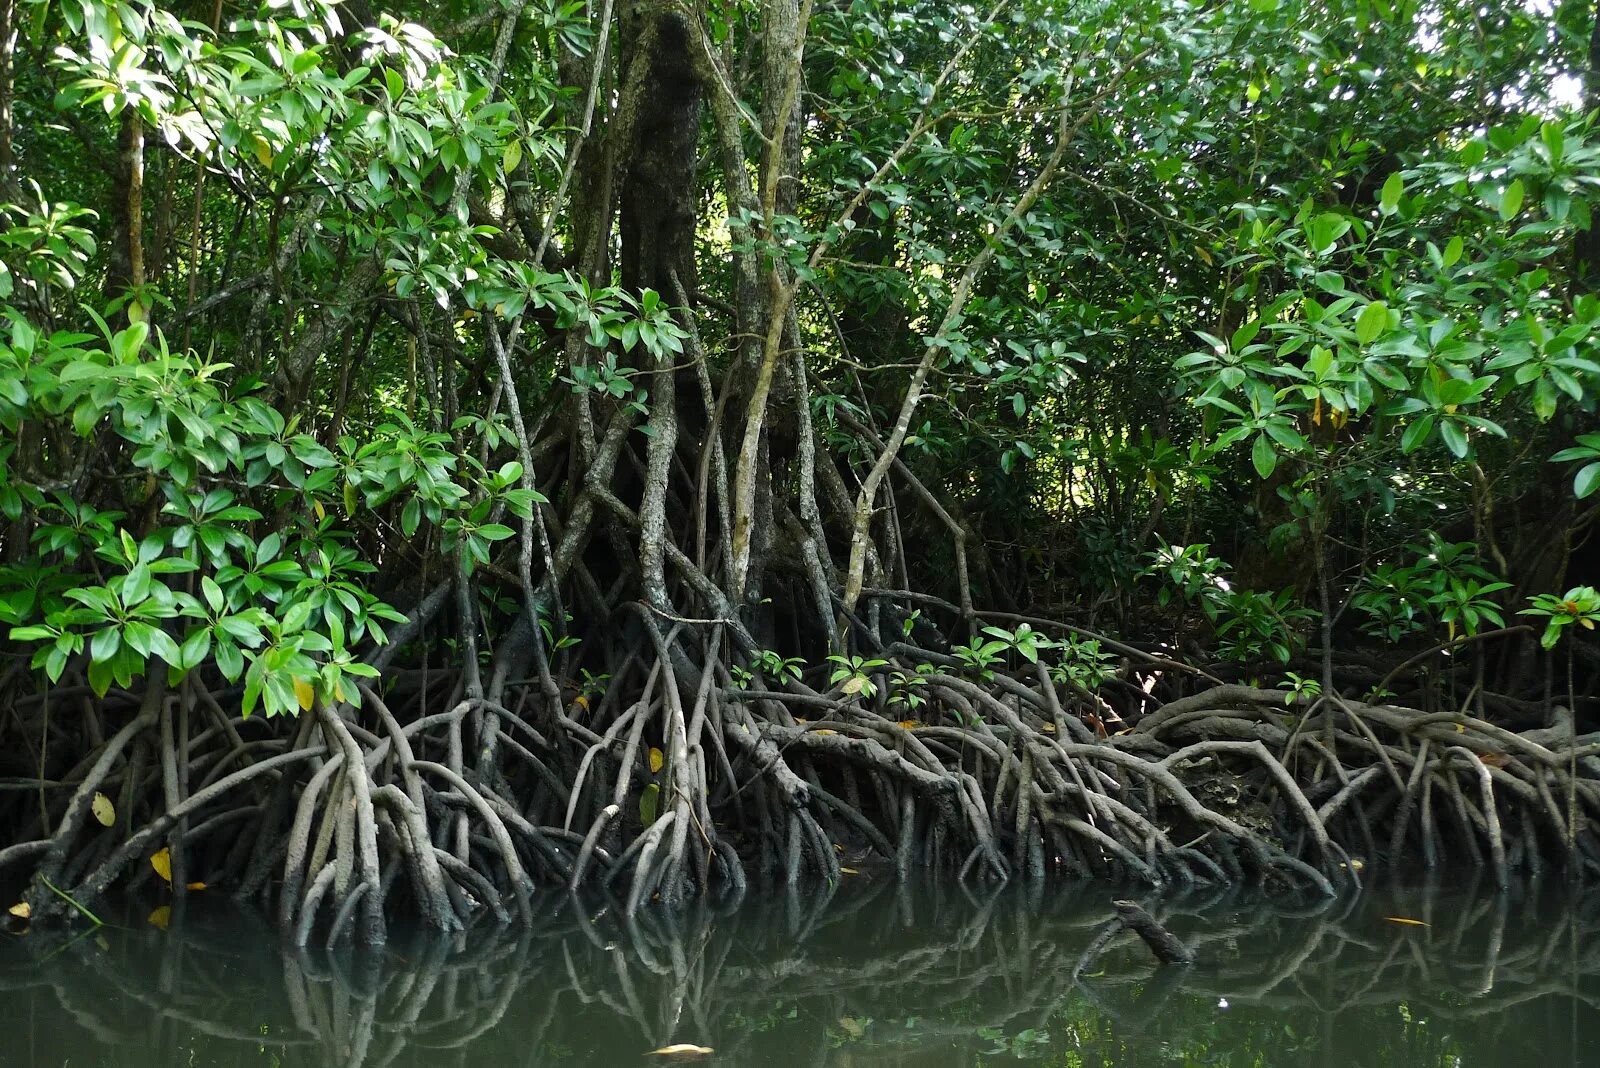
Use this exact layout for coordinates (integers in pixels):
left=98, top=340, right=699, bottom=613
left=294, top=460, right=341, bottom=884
left=5, top=880, right=1600, bottom=1065
left=6, top=657, right=1600, bottom=940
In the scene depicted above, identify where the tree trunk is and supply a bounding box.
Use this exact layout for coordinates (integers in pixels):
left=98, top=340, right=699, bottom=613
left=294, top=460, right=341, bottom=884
left=107, top=110, right=146, bottom=325
left=619, top=3, right=702, bottom=297
left=1575, top=0, right=1600, bottom=294
left=0, top=0, right=15, bottom=195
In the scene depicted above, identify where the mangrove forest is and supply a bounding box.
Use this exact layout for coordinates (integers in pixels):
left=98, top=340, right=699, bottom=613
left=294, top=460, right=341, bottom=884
left=1, top=0, right=1599, bottom=947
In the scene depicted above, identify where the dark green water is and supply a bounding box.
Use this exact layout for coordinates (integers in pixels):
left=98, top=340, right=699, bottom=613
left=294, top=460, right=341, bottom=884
left=2, top=877, right=1598, bottom=1066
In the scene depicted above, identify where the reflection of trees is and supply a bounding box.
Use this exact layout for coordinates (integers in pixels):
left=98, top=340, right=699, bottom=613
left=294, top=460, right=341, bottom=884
left=3, top=879, right=1599, bottom=1066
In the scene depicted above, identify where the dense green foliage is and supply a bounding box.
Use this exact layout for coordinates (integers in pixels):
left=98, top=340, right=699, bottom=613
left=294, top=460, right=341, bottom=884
left=1, top=0, right=1596, bottom=699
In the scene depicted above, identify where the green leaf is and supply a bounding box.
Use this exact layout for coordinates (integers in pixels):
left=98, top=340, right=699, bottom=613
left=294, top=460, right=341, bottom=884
left=1400, top=416, right=1434, bottom=454
left=179, top=628, right=212, bottom=670
left=87, top=657, right=114, bottom=698
left=1251, top=434, right=1277, bottom=479
left=1500, top=179, right=1524, bottom=221
left=1356, top=301, right=1387, bottom=344
left=1542, top=121, right=1565, bottom=163
left=1439, top=419, right=1469, bottom=458
left=1306, top=213, right=1351, bottom=255
left=1379, top=172, right=1404, bottom=215
left=111, top=323, right=148, bottom=363
left=1576, top=461, right=1600, bottom=500
left=9, top=626, right=55, bottom=642
left=1541, top=619, right=1565, bottom=650
left=215, top=640, right=245, bottom=681
left=639, top=782, right=661, bottom=827
left=1263, top=420, right=1307, bottom=452
left=1363, top=359, right=1407, bottom=390
left=90, top=627, right=120, bottom=663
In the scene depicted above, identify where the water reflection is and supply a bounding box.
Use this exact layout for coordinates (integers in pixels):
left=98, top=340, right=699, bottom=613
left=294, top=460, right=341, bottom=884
left=2, top=875, right=1598, bottom=1066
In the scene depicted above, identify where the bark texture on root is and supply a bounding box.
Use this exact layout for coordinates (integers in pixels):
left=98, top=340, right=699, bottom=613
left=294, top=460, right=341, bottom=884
left=6, top=628, right=1600, bottom=945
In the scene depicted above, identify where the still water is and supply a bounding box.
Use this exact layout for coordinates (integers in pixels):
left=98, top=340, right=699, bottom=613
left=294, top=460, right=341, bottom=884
left=1, top=877, right=1597, bottom=1066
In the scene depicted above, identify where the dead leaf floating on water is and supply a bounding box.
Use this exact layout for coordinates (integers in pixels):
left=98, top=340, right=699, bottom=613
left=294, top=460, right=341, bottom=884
left=148, top=906, right=171, bottom=930
left=646, top=1044, right=713, bottom=1058
left=91, top=792, right=115, bottom=827
left=1384, top=916, right=1427, bottom=926
left=8, top=902, right=30, bottom=920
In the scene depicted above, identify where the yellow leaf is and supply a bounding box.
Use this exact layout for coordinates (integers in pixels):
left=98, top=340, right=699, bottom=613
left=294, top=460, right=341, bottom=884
left=896, top=720, right=920, bottom=730
left=91, top=791, right=115, bottom=827
left=838, top=1016, right=866, bottom=1038
left=150, top=847, right=172, bottom=885
left=7, top=902, right=30, bottom=919
left=1583, top=618, right=1596, bottom=630
left=148, top=905, right=171, bottom=930
left=793, top=717, right=808, bottom=725
left=1384, top=916, right=1427, bottom=926
left=840, top=866, right=860, bottom=875
left=313, top=499, right=326, bottom=522
left=813, top=728, right=837, bottom=736
left=1040, top=722, right=1057, bottom=733
left=186, top=882, right=207, bottom=892
left=646, top=1045, right=713, bottom=1058
left=840, top=675, right=865, bottom=696
left=293, top=677, right=315, bottom=712
left=1195, top=244, right=1214, bottom=266
left=649, top=747, right=664, bottom=774
left=574, top=694, right=589, bottom=711
left=253, top=137, right=273, bottom=166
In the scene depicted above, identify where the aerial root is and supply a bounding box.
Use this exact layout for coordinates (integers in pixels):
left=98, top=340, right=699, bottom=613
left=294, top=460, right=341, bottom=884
left=7, top=644, right=1600, bottom=942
